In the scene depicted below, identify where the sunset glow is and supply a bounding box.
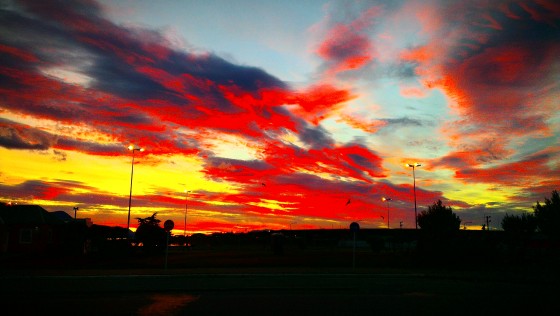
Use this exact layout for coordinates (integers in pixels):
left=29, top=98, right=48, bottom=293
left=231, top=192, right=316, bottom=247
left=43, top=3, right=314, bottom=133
left=1, top=0, right=558, bottom=234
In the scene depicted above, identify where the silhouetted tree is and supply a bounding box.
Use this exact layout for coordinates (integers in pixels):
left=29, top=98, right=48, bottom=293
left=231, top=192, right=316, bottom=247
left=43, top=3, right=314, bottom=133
left=501, top=213, right=537, bottom=235
left=416, top=200, right=462, bottom=264
left=136, top=212, right=161, bottom=226
left=500, top=212, right=538, bottom=261
left=134, top=212, right=166, bottom=254
left=534, top=190, right=560, bottom=239
left=418, top=200, right=461, bottom=236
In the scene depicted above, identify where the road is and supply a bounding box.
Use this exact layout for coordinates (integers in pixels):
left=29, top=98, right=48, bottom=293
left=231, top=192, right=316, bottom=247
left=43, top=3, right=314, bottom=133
left=1, top=272, right=557, bottom=315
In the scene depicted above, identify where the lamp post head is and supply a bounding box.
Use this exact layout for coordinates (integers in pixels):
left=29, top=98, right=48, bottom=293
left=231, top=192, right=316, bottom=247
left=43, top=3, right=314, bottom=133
left=382, top=197, right=392, bottom=202
left=128, top=145, right=144, bottom=152
left=406, top=163, right=421, bottom=168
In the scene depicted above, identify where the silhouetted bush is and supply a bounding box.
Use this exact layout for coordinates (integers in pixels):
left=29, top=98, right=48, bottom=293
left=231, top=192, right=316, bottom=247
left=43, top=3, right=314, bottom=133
left=501, top=212, right=537, bottom=235
left=534, top=190, right=560, bottom=240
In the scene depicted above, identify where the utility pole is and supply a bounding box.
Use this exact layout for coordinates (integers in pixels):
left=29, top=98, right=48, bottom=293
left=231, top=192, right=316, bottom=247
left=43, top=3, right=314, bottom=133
left=485, top=215, right=492, bottom=231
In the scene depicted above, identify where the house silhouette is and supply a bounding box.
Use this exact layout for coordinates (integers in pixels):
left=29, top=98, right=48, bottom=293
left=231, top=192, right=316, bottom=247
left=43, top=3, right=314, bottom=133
left=0, top=203, right=88, bottom=255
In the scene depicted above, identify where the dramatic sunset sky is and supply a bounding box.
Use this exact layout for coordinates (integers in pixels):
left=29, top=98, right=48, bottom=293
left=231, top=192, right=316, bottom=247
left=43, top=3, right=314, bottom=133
left=1, top=0, right=558, bottom=234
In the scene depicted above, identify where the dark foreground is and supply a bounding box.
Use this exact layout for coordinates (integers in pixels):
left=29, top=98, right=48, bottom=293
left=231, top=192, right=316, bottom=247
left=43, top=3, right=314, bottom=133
left=1, top=247, right=559, bottom=315
left=1, top=272, right=558, bottom=316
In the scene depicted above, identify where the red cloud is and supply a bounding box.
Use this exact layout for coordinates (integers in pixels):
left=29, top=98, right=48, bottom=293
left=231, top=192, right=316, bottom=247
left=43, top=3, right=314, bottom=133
left=326, top=144, right=386, bottom=179
left=288, top=84, right=356, bottom=125
left=438, top=43, right=558, bottom=152
left=0, top=44, right=39, bottom=62
left=315, top=6, right=381, bottom=77
left=261, top=139, right=386, bottom=182
left=34, top=185, right=71, bottom=200
left=398, top=1, right=560, bottom=186
left=399, top=0, right=559, bottom=135
left=202, top=140, right=387, bottom=201
left=317, top=25, right=372, bottom=72
left=455, top=147, right=559, bottom=187
left=517, top=0, right=560, bottom=26
left=428, top=137, right=514, bottom=170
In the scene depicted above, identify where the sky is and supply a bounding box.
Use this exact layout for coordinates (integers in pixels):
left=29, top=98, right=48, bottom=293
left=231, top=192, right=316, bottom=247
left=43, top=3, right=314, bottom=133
left=1, top=0, right=559, bottom=234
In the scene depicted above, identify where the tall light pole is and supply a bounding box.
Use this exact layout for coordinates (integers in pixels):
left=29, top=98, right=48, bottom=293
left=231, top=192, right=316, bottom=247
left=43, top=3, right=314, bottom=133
left=382, top=197, right=392, bottom=229
left=406, top=163, right=421, bottom=229
left=127, top=145, right=144, bottom=232
left=184, top=190, right=191, bottom=237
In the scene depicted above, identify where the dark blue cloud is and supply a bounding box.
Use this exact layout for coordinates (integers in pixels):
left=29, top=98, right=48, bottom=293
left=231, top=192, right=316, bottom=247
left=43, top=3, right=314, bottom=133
left=1, top=0, right=288, bottom=111
left=0, top=118, right=54, bottom=150
left=298, top=125, right=334, bottom=149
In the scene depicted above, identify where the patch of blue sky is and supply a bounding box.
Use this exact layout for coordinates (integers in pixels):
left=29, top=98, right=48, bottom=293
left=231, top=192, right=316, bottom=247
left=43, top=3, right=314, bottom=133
left=101, top=0, right=326, bottom=82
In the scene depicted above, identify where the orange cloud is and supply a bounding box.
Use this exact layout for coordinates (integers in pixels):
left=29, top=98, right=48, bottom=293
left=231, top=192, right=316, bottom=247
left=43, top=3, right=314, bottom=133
left=400, top=86, right=428, bottom=98
left=337, top=114, right=386, bottom=134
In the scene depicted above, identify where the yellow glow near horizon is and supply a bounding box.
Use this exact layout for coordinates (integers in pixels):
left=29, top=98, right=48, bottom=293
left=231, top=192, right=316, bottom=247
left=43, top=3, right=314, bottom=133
left=0, top=148, right=126, bottom=192
left=0, top=149, right=236, bottom=205
left=445, top=183, right=516, bottom=208
left=131, top=154, right=235, bottom=196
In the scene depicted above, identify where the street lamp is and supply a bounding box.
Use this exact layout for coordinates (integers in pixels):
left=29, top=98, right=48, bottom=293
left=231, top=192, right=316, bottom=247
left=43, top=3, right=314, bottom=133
left=127, top=145, right=144, bottom=232
left=406, top=163, right=421, bottom=229
left=184, top=190, right=191, bottom=237
left=382, top=197, right=392, bottom=229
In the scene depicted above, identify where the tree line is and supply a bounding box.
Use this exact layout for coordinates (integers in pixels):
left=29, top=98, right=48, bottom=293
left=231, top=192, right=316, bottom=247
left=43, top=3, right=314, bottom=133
left=418, top=190, right=559, bottom=240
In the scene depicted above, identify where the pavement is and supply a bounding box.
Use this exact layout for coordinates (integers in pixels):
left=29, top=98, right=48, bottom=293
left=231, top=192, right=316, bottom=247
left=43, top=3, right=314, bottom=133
left=2, top=248, right=559, bottom=315
left=1, top=270, right=558, bottom=316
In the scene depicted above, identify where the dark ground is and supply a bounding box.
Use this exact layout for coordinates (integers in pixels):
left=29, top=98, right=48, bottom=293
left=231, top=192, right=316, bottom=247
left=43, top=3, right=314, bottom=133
left=1, top=245, right=559, bottom=315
